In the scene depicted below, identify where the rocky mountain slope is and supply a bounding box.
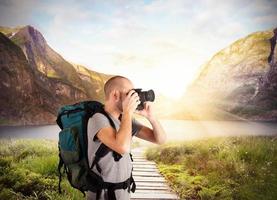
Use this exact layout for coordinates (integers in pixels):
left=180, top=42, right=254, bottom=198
left=183, top=28, right=277, bottom=121
left=1, top=25, right=276, bottom=124
left=0, top=32, right=52, bottom=125
left=249, top=28, right=277, bottom=120
left=0, top=26, right=110, bottom=125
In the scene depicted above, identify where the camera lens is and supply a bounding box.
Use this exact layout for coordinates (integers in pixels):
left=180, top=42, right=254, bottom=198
left=145, top=89, right=155, bottom=102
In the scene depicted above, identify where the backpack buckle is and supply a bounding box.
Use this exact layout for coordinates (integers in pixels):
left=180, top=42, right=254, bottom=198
left=123, top=180, right=128, bottom=190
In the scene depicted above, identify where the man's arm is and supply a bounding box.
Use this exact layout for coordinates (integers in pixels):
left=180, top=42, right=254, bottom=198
left=96, top=112, right=132, bottom=154
left=136, top=117, right=166, bottom=145
left=96, top=90, right=140, bottom=155
left=135, top=102, right=166, bottom=145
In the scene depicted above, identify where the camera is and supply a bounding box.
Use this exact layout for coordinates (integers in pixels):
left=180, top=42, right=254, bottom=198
left=133, top=88, right=155, bottom=110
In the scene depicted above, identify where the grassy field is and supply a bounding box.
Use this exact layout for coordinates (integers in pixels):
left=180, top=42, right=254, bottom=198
left=0, top=139, right=83, bottom=200
left=145, top=136, right=277, bottom=200
left=0, top=139, right=144, bottom=200
left=1, top=137, right=276, bottom=200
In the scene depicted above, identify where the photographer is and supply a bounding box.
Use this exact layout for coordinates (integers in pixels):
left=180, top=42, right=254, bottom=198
left=87, top=75, right=166, bottom=200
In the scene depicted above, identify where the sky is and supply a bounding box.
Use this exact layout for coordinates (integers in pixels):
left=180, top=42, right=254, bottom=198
left=0, top=0, right=277, bottom=99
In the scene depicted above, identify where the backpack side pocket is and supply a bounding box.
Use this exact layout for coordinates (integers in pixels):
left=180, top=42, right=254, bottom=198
left=59, top=126, right=80, bottom=164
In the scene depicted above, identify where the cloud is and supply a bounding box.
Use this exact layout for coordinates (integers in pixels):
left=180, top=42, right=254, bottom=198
left=40, top=0, right=277, bottom=76
left=1, top=0, right=277, bottom=97
left=0, top=0, right=38, bottom=26
left=254, top=14, right=277, bottom=25
left=249, top=0, right=277, bottom=28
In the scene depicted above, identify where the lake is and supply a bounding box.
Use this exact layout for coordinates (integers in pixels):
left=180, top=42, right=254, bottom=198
left=0, top=120, right=276, bottom=142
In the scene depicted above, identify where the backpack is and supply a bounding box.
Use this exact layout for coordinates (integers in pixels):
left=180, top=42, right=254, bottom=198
left=56, top=100, right=136, bottom=200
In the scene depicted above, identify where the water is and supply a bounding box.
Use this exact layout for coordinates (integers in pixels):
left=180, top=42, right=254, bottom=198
left=0, top=120, right=276, bottom=141
left=158, top=120, right=277, bottom=141
left=0, top=125, right=60, bottom=140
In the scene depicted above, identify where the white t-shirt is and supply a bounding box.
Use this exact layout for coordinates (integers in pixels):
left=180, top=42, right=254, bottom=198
left=86, top=112, right=142, bottom=200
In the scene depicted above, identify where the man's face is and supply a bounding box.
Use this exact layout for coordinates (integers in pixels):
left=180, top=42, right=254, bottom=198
left=116, top=80, right=134, bottom=112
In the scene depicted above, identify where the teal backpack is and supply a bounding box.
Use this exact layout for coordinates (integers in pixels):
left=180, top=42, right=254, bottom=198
left=56, top=101, right=136, bottom=200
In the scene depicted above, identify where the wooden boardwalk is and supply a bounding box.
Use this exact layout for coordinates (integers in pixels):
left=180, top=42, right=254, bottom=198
left=130, top=147, right=179, bottom=200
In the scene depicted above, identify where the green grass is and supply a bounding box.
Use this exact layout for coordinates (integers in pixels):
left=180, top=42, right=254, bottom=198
left=1, top=137, right=276, bottom=199
left=145, top=136, right=277, bottom=200
left=0, top=139, right=83, bottom=200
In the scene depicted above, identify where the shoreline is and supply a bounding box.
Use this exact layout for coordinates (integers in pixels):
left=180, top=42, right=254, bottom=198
left=1, top=119, right=277, bottom=127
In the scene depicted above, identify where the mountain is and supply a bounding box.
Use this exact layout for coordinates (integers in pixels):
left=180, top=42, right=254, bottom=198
left=1, top=25, right=276, bottom=124
left=0, top=31, right=52, bottom=125
left=182, top=28, right=277, bottom=121
left=71, top=63, right=112, bottom=99
left=249, top=28, right=277, bottom=120
left=0, top=25, right=110, bottom=125
left=0, top=25, right=180, bottom=125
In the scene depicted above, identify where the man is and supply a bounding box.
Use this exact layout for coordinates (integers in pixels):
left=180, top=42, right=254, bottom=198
left=87, top=75, right=166, bottom=200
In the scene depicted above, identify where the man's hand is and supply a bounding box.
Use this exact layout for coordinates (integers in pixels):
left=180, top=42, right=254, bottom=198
left=135, top=102, right=155, bottom=120
left=122, top=90, right=140, bottom=116
left=135, top=102, right=166, bottom=145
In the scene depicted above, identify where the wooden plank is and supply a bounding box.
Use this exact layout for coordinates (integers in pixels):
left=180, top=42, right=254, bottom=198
left=132, top=161, right=156, bottom=165
left=132, top=163, right=157, bottom=166
left=133, top=168, right=158, bottom=172
left=134, top=190, right=175, bottom=195
left=135, top=181, right=169, bottom=187
left=132, top=159, right=150, bottom=162
left=133, top=172, right=163, bottom=178
left=132, top=161, right=153, bottom=164
left=132, top=165, right=157, bottom=169
left=133, top=192, right=175, bottom=196
left=134, top=176, right=166, bottom=182
left=136, top=185, right=170, bottom=190
left=131, top=192, right=178, bottom=199
left=135, top=183, right=169, bottom=187
left=133, top=159, right=149, bottom=162
left=133, top=171, right=162, bottom=177
left=131, top=147, right=179, bottom=199
left=132, top=156, right=147, bottom=159
left=132, top=163, right=156, bottom=166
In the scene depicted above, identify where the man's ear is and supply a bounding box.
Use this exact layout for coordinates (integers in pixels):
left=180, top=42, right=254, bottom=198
left=113, top=90, right=121, bottom=101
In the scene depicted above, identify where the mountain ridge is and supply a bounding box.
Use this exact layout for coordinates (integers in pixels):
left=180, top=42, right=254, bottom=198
left=0, top=25, right=110, bottom=125
left=1, top=25, right=276, bottom=124
left=182, top=28, right=277, bottom=121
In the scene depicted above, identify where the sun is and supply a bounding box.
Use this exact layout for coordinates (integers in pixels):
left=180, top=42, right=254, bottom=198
left=125, top=68, right=194, bottom=101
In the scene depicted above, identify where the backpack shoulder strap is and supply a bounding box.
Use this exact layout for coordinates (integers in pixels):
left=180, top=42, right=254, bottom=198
left=98, top=109, right=116, bottom=129
left=97, top=110, right=122, bottom=159
left=90, top=108, right=122, bottom=173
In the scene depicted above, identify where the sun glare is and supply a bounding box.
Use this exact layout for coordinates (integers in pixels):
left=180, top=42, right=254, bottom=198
left=125, top=65, right=198, bottom=100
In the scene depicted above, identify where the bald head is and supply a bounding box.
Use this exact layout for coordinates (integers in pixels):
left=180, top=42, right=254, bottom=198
left=104, top=76, right=133, bottom=100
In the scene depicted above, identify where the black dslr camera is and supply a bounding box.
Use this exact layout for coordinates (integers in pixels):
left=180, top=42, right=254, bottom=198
left=133, top=89, right=155, bottom=110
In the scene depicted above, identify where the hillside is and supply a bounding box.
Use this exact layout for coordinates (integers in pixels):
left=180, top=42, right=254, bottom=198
left=0, top=32, right=54, bottom=125
left=182, top=28, right=277, bottom=121
left=0, top=26, right=110, bottom=125
left=1, top=25, right=276, bottom=124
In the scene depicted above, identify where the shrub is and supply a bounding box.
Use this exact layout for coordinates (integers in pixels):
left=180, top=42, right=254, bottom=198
left=145, top=136, right=277, bottom=200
